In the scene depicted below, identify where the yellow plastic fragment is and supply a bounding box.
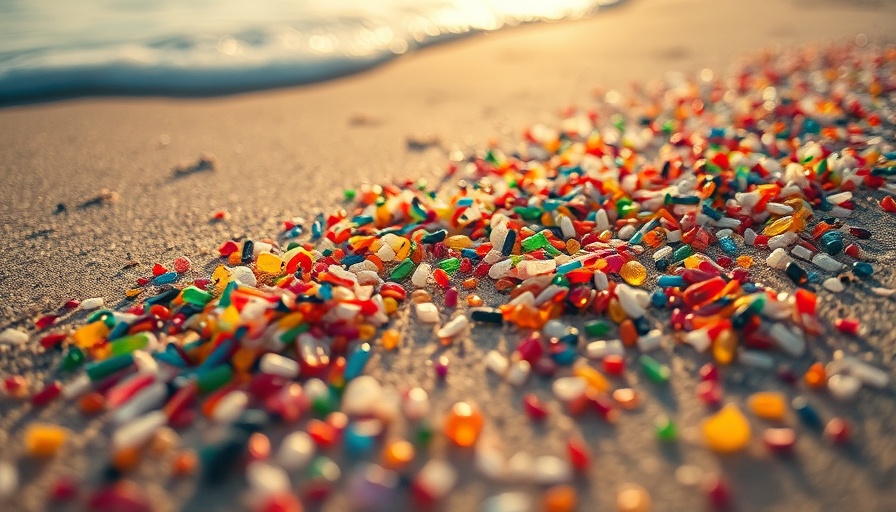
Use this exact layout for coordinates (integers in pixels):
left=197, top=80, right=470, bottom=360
left=701, top=404, right=751, bottom=453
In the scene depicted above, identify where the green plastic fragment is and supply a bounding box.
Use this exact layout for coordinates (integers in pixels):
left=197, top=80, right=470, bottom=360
left=61, top=346, right=86, bottom=371
left=639, top=355, right=670, bottom=384
left=390, top=258, right=415, bottom=280
left=343, top=189, right=356, bottom=201
left=672, top=244, right=694, bottom=261
left=109, top=332, right=151, bottom=356
left=437, top=257, right=460, bottom=274
left=654, top=416, right=677, bottom=441
left=86, top=353, right=134, bottom=382
left=415, top=420, right=433, bottom=445
left=521, top=232, right=550, bottom=252
left=552, top=274, right=570, bottom=288
left=279, top=323, right=309, bottom=345
left=312, top=394, right=336, bottom=416
left=87, top=309, right=114, bottom=324
left=584, top=320, right=611, bottom=337
left=514, top=206, right=542, bottom=221
left=196, top=365, right=233, bottom=393
left=182, top=286, right=213, bottom=306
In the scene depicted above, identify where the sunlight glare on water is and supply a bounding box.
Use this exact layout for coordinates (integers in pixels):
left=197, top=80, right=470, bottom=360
left=0, top=0, right=620, bottom=100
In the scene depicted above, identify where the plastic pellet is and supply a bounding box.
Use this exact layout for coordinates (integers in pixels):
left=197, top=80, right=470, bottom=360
left=443, top=402, right=484, bottom=447
left=24, top=424, right=68, bottom=457
left=701, top=404, right=751, bottom=453
left=619, top=261, right=647, bottom=286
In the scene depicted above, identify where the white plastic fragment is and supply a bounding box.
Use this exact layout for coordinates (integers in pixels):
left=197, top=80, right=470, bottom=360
left=637, top=330, right=663, bottom=352
left=509, top=291, right=535, bottom=307
left=823, top=278, right=845, bottom=292
left=652, top=246, right=673, bottom=262
left=481, top=492, right=531, bottom=512
left=791, top=245, right=814, bottom=261
left=543, top=320, right=569, bottom=339
left=415, top=303, right=440, bottom=323
left=871, top=287, right=896, bottom=297
left=827, top=353, right=890, bottom=389
left=113, top=381, right=168, bottom=424
left=416, top=459, right=457, bottom=500
left=769, top=323, right=805, bottom=357
left=532, top=455, right=572, bottom=484
left=61, top=374, right=91, bottom=399
left=437, top=315, right=469, bottom=338
left=485, top=350, right=509, bottom=376
left=403, top=387, right=431, bottom=421
left=768, top=232, right=798, bottom=250
left=0, top=461, right=17, bottom=499
left=766, top=248, right=792, bottom=269
left=488, top=259, right=514, bottom=279
left=259, top=353, right=300, bottom=378
left=411, top=263, right=432, bottom=288
left=586, top=339, right=625, bottom=359
left=552, top=376, right=587, bottom=402
left=616, top=283, right=647, bottom=318
left=618, top=224, right=636, bottom=240
left=0, top=329, right=28, bottom=345
left=80, top=297, right=105, bottom=310
left=505, top=452, right=535, bottom=483
left=112, top=410, right=166, bottom=450
left=812, top=253, right=845, bottom=272
left=559, top=215, right=575, bottom=239
left=827, top=374, right=862, bottom=401
left=277, top=431, right=315, bottom=471
left=133, top=349, right=160, bottom=374
left=506, top=360, right=531, bottom=386
left=475, top=441, right=506, bottom=480
left=593, top=271, right=609, bottom=291
left=212, top=390, right=249, bottom=423
left=683, top=329, right=711, bottom=352
left=342, top=375, right=383, bottom=416
left=534, top=285, right=565, bottom=306
left=737, top=348, right=775, bottom=370
left=246, top=461, right=291, bottom=496
left=230, top=266, right=257, bottom=287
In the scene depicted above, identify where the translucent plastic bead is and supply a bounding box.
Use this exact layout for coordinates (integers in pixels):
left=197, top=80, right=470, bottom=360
left=617, top=483, right=652, bottom=512
left=852, top=261, right=873, bottom=279
left=382, top=439, right=415, bottom=469
left=619, top=261, right=647, bottom=286
left=701, top=404, right=751, bottom=453
left=443, top=402, right=484, bottom=447
left=380, top=329, right=400, bottom=350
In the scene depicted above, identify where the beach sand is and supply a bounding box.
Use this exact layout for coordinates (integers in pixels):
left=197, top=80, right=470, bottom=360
left=2, top=0, right=896, bottom=510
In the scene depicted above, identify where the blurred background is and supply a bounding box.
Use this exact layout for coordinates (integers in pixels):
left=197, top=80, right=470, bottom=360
left=0, top=0, right=620, bottom=102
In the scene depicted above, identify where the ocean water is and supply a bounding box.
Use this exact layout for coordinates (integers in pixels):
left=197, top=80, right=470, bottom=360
left=0, top=0, right=619, bottom=102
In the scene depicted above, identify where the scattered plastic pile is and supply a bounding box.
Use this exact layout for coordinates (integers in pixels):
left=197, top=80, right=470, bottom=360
left=2, top=42, right=896, bottom=512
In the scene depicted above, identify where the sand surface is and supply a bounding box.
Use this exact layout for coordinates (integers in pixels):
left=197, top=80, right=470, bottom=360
left=1, top=0, right=896, bottom=510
